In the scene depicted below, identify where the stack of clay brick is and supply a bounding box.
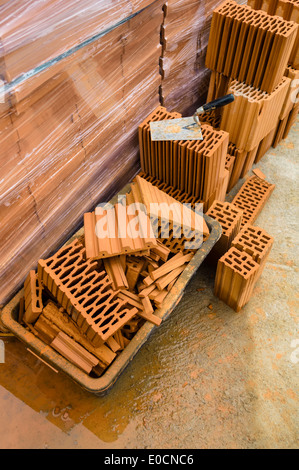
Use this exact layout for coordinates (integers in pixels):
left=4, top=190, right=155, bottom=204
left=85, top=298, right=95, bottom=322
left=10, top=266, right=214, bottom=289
left=19, top=175, right=209, bottom=376
left=248, top=0, right=299, bottom=148
left=204, top=0, right=298, bottom=191
left=206, top=169, right=275, bottom=311
left=138, top=105, right=231, bottom=211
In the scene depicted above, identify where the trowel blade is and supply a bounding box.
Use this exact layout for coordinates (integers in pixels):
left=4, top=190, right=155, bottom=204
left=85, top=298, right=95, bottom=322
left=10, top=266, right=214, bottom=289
left=150, top=117, right=203, bottom=141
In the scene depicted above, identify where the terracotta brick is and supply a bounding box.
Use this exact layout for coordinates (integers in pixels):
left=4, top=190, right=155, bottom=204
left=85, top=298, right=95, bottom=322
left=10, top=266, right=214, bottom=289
left=225, top=154, right=236, bottom=182
left=232, top=175, right=275, bottom=227
left=221, top=77, right=291, bottom=151
left=231, top=224, right=274, bottom=276
left=214, top=247, right=260, bottom=311
left=207, top=71, right=232, bottom=103
left=103, top=256, right=129, bottom=290
left=138, top=107, right=229, bottom=206
left=23, top=270, right=43, bottom=324
left=38, top=239, right=138, bottom=345
left=255, top=127, right=277, bottom=162
left=42, top=301, right=116, bottom=367
left=118, top=291, right=162, bottom=326
left=248, top=0, right=299, bottom=68
left=155, top=264, right=186, bottom=291
left=129, top=175, right=209, bottom=253
left=51, top=331, right=99, bottom=374
left=280, top=65, right=299, bottom=120
left=150, top=252, right=194, bottom=281
left=226, top=143, right=248, bottom=192
left=252, top=168, right=266, bottom=180
left=206, top=200, right=243, bottom=260
left=206, top=0, right=298, bottom=93
left=125, top=257, right=146, bottom=291
left=138, top=171, right=204, bottom=211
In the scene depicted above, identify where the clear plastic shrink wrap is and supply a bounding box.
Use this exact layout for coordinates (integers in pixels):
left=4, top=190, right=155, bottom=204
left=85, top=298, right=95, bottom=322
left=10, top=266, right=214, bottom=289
left=0, top=0, right=222, bottom=306
left=160, top=0, right=229, bottom=114
left=0, top=0, right=163, bottom=305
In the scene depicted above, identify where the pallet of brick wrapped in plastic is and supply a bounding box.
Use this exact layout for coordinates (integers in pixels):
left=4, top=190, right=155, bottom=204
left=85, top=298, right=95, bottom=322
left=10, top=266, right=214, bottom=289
left=1, top=176, right=222, bottom=394
left=0, top=1, right=165, bottom=308
left=159, top=0, right=225, bottom=113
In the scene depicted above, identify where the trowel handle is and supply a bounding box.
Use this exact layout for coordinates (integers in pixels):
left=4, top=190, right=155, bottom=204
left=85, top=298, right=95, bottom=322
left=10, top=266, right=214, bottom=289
left=196, top=94, right=234, bottom=115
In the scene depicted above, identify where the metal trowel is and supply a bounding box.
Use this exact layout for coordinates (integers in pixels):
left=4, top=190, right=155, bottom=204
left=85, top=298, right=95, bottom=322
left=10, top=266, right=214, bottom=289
left=150, top=94, right=234, bottom=141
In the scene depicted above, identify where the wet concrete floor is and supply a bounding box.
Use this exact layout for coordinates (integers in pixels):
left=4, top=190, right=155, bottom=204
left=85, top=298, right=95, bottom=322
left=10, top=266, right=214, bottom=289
left=0, top=119, right=298, bottom=449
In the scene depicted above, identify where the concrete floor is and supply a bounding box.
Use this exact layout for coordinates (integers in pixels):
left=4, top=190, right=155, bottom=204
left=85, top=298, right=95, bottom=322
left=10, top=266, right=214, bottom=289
left=0, top=119, right=298, bottom=449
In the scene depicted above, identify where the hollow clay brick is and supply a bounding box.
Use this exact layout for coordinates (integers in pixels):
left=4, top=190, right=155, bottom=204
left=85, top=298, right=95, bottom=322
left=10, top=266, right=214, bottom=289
left=220, top=77, right=291, bottom=151
left=138, top=107, right=229, bottom=207
left=205, top=0, right=298, bottom=93
left=38, top=239, right=139, bottom=345
left=232, top=175, right=275, bottom=227
left=214, top=247, right=260, bottom=311
left=231, top=224, right=274, bottom=277
left=129, top=175, right=209, bottom=253
left=255, top=127, right=277, bottom=162
left=248, top=0, right=299, bottom=68
left=206, top=200, right=243, bottom=260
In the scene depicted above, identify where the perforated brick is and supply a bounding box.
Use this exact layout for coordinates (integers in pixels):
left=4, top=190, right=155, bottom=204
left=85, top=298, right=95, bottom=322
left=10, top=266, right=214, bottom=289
left=206, top=200, right=243, bottom=260
left=138, top=107, right=229, bottom=206
left=221, top=77, right=291, bottom=151
left=232, top=175, right=275, bottom=227
left=214, top=247, right=260, bottom=311
left=38, top=239, right=138, bottom=345
left=206, top=0, right=298, bottom=93
left=231, top=225, right=274, bottom=272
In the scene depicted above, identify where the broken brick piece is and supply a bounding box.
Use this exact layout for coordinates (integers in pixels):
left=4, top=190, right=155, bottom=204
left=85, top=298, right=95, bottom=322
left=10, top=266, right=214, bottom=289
left=51, top=331, right=99, bottom=374
left=23, top=270, right=43, bottom=323
left=103, top=256, right=129, bottom=290
left=125, top=256, right=145, bottom=291
left=118, top=291, right=162, bottom=326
